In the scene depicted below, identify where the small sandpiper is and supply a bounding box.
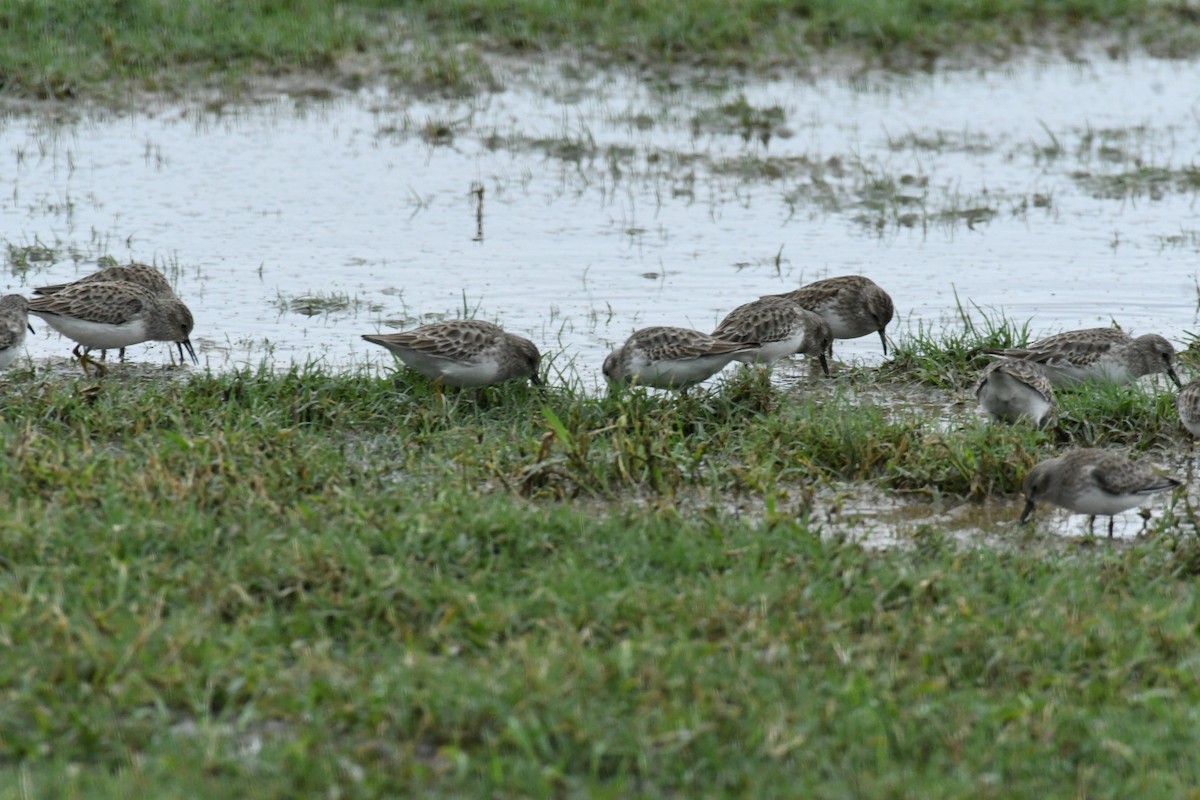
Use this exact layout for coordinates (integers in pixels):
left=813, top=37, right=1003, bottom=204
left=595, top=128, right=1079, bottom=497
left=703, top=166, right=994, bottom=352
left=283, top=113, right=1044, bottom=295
left=984, top=327, right=1180, bottom=388
left=1176, top=378, right=1200, bottom=439
left=0, top=294, right=34, bottom=370
left=1176, top=378, right=1200, bottom=479
left=28, top=281, right=197, bottom=375
left=362, top=319, right=542, bottom=388
left=35, top=262, right=180, bottom=362
left=712, top=296, right=831, bottom=375
left=974, top=359, right=1056, bottom=428
left=1020, top=448, right=1180, bottom=537
left=603, top=326, right=757, bottom=392
left=767, top=275, right=894, bottom=355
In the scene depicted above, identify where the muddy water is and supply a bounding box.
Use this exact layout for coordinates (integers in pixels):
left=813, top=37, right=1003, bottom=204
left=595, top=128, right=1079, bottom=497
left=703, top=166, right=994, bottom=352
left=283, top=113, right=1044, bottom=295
left=811, top=482, right=1185, bottom=548
left=3, top=52, right=1199, bottom=382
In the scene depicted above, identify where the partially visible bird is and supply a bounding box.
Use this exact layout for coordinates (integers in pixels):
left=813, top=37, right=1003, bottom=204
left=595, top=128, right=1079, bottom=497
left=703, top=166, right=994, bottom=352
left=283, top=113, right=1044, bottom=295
left=974, top=359, right=1056, bottom=428
left=1176, top=378, right=1200, bottom=439
left=983, top=327, right=1180, bottom=388
left=712, top=296, right=832, bottom=375
left=0, top=294, right=34, bottom=370
left=603, top=326, right=757, bottom=391
left=768, top=275, right=894, bottom=355
left=362, top=319, right=542, bottom=388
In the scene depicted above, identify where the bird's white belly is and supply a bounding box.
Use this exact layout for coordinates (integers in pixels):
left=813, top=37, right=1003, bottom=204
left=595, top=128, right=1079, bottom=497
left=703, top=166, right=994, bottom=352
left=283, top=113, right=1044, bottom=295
left=399, top=351, right=498, bottom=388
left=0, top=346, right=20, bottom=369
left=34, top=313, right=149, bottom=349
left=1045, top=360, right=1132, bottom=387
left=629, top=352, right=736, bottom=389
left=819, top=309, right=869, bottom=340
left=1071, top=485, right=1143, bottom=516
left=1181, top=414, right=1200, bottom=438
left=734, top=333, right=803, bottom=365
left=978, top=373, right=1052, bottom=424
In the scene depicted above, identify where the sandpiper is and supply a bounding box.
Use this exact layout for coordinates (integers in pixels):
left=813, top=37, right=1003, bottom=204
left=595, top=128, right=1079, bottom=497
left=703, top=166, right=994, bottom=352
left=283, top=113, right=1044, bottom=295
left=712, top=296, right=831, bottom=375
left=768, top=275, right=894, bottom=355
left=984, top=327, right=1180, bottom=388
left=603, top=326, right=757, bottom=391
left=974, top=359, right=1056, bottom=428
left=35, top=262, right=179, bottom=362
left=0, top=295, right=33, bottom=370
left=28, top=281, right=197, bottom=375
left=362, top=319, right=542, bottom=388
left=1176, top=378, right=1200, bottom=438
left=1020, top=448, right=1180, bottom=537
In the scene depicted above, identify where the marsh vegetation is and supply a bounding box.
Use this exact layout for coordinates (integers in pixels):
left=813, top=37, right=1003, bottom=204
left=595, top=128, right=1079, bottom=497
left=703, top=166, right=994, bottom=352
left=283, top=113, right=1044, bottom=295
left=4, top=2, right=1200, bottom=796
left=5, top=0, right=1200, bottom=100
left=3, top=315, right=1200, bottom=795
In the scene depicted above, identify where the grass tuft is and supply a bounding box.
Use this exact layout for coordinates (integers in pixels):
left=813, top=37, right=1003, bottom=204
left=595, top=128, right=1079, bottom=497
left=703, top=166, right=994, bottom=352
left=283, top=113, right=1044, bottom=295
left=887, top=295, right=1033, bottom=389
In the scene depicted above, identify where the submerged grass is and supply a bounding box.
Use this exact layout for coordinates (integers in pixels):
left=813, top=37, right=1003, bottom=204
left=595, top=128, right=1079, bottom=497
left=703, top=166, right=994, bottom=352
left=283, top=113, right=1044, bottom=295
left=1074, top=164, right=1200, bottom=201
left=1, top=361, right=1199, bottom=795
left=3, top=1, right=1200, bottom=99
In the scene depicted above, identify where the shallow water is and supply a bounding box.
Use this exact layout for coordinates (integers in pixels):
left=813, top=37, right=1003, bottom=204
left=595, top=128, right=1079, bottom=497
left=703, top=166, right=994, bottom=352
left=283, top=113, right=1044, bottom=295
left=3, top=51, right=1199, bottom=385
left=817, top=482, right=1184, bottom=547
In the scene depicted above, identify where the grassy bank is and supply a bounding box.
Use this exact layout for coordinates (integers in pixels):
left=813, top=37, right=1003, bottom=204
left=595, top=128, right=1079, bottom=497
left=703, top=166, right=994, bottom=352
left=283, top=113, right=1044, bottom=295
left=2, top=0, right=1199, bottom=100
left=0, top=347, right=1198, bottom=796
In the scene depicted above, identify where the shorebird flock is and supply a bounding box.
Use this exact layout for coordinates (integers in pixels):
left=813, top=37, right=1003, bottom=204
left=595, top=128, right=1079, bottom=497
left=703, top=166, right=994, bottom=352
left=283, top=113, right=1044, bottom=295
left=1, top=262, right=1192, bottom=537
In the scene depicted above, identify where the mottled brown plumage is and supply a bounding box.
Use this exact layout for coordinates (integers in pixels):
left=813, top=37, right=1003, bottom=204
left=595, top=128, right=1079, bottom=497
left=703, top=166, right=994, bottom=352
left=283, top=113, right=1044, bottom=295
left=712, top=296, right=832, bottom=374
left=1020, top=448, right=1180, bottom=537
left=28, top=281, right=197, bottom=367
left=769, top=275, right=894, bottom=354
left=973, top=359, right=1056, bottom=428
left=0, top=295, right=32, bottom=369
left=603, top=326, right=757, bottom=390
left=1177, top=379, right=1200, bottom=438
left=34, top=262, right=175, bottom=298
left=983, top=328, right=1180, bottom=388
left=362, top=319, right=542, bottom=388
left=31, top=283, right=148, bottom=326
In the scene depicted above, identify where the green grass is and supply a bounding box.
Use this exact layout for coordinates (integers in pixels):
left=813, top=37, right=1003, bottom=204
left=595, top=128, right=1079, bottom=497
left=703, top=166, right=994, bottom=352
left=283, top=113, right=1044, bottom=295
left=886, top=297, right=1034, bottom=389
left=0, top=355, right=1198, bottom=795
left=2, top=0, right=1199, bottom=99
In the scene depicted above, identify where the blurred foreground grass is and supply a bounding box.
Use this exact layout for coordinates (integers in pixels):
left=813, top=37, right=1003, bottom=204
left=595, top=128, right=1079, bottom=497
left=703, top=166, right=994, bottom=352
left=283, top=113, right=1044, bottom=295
left=3, top=0, right=1199, bottom=100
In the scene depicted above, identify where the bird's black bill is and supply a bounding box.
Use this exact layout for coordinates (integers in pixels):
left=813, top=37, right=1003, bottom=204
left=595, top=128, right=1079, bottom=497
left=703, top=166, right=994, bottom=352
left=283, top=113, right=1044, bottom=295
left=1018, top=498, right=1036, bottom=525
left=26, top=323, right=34, bottom=334
left=818, top=353, right=830, bottom=377
left=879, top=330, right=889, bottom=355
left=1168, top=366, right=1183, bottom=389
left=530, top=373, right=545, bottom=387
left=178, top=338, right=199, bottom=365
